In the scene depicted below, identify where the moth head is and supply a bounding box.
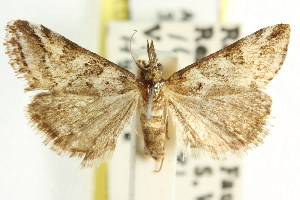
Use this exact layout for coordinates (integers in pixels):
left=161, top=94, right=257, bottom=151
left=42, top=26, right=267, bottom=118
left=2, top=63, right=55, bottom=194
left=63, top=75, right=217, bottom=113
left=129, top=32, right=163, bottom=82
left=139, top=40, right=163, bottom=82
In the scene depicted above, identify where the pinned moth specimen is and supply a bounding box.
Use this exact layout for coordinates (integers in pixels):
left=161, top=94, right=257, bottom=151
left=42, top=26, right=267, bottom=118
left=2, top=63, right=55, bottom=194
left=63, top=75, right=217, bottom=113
left=4, top=20, right=290, bottom=168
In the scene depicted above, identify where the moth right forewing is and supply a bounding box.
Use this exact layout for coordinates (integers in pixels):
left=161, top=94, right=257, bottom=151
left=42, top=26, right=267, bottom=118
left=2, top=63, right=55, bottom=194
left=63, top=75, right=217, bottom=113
left=166, top=24, right=290, bottom=96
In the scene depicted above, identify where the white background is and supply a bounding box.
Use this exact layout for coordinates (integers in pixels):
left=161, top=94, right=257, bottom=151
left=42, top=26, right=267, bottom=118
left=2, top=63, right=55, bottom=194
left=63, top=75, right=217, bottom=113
left=0, top=0, right=300, bottom=200
left=227, top=1, right=300, bottom=200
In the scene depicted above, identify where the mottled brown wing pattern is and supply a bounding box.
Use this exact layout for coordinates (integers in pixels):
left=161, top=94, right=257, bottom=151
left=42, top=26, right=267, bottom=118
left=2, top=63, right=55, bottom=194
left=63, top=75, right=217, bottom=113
left=167, top=24, right=290, bottom=96
left=166, top=88, right=271, bottom=157
left=165, top=24, right=290, bottom=157
left=29, top=91, right=139, bottom=167
left=5, top=20, right=140, bottom=167
left=5, top=20, right=137, bottom=96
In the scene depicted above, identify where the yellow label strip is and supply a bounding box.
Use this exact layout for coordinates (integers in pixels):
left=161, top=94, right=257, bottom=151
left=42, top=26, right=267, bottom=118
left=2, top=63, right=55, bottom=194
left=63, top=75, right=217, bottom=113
left=94, top=1, right=129, bottom=200
left=94, top=0, right=229, bottom=199
left=99, top=0, right=129, bottom=57
left=220, top=0, right=229, bottom=23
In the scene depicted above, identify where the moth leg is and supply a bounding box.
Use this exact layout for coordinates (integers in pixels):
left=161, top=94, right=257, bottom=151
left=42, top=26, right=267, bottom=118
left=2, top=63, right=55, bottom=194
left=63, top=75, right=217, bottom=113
left=154, top=157, right=165, bottom=172
left=146, top=86, right=154, bottom=119
left=165, top=120, right=169, bottom=140
left=164, top=103, right=170, bottom=140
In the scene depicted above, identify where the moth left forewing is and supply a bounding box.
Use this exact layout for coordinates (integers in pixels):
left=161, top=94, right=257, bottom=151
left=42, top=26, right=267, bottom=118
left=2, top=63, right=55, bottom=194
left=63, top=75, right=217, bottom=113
left=164, top=24, right=290, bottom=157
left=5, top=20, right=137, bottom=95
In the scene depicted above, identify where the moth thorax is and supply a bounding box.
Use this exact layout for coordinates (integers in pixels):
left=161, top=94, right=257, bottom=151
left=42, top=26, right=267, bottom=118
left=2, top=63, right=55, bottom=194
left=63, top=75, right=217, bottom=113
left=139, top=60, right=164, bottom=83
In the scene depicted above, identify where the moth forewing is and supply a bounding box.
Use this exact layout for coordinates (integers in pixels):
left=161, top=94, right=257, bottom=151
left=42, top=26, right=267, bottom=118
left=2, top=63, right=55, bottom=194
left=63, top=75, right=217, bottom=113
left=166, top=24, right=290, bottom=92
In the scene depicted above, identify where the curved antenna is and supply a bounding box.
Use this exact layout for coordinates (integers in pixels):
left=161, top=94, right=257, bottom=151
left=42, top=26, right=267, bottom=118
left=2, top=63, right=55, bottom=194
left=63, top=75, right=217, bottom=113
left=130, top=30, right=144, bottom=70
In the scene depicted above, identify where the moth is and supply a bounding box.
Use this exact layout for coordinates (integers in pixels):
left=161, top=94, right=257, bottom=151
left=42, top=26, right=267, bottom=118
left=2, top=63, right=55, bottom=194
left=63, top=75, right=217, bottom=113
left=4, top=20, right=290, bottom=168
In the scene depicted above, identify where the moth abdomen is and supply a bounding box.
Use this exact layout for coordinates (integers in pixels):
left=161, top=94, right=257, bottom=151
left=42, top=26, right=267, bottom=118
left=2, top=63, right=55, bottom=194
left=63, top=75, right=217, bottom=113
left=140, top=89, right=167, bottom=161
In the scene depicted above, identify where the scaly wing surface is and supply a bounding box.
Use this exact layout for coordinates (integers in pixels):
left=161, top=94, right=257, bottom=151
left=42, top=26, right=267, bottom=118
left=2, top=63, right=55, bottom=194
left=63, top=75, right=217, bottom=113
left=164, top=24, right=290, bottom=157
left=5, top=20, right=140, bottom=167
